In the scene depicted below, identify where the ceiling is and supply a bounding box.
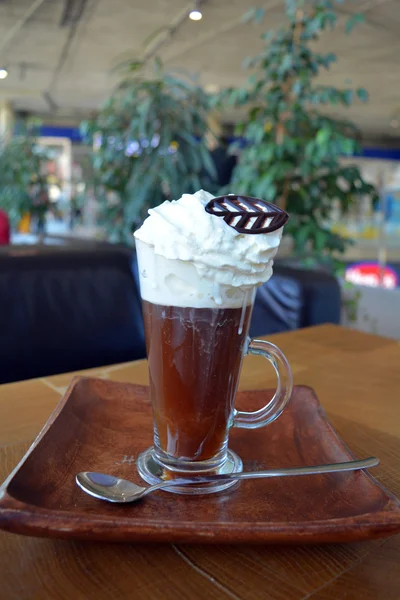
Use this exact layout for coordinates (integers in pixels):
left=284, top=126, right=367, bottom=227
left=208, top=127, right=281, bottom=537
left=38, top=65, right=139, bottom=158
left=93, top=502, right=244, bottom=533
left=0, top=0, right=399, bottom=140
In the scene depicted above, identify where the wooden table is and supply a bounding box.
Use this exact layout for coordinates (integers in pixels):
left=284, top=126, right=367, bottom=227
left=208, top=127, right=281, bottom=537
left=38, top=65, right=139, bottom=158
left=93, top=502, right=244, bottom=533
left=1, top=324, right=399, bottom=600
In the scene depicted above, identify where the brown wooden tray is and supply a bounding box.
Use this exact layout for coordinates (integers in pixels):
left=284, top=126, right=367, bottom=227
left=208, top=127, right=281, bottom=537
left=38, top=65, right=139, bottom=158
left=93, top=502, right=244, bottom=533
left=1, top=377, right=399, bottom=544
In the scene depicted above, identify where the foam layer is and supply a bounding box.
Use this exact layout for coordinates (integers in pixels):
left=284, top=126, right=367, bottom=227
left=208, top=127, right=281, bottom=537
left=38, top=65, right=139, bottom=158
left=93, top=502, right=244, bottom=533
left=136, top=239, right=256, bottom=309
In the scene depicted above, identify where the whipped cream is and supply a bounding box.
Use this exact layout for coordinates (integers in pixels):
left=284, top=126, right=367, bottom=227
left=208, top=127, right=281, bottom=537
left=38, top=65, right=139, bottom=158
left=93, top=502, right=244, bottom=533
left=134, top=190, right=284, bottom=308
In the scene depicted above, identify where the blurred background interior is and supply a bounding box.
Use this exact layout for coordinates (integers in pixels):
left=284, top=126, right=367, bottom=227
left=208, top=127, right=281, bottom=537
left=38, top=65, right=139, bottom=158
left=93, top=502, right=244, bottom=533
left=0, top=0, right=399, bottom=384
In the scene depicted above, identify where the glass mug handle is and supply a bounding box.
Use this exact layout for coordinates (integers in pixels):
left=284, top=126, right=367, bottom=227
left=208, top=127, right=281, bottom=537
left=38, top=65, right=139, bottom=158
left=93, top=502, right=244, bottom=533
left=233, top=339, right=293, bottom=429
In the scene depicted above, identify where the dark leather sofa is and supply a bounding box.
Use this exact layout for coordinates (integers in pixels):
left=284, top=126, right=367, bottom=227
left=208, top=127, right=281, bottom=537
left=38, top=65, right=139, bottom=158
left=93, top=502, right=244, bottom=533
left=0, top=246, right=341, bottom=384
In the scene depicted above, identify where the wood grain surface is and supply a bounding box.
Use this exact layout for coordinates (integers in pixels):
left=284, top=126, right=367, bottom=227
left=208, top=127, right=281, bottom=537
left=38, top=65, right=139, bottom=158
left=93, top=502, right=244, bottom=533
left=0, top=324, right=399, bottom=599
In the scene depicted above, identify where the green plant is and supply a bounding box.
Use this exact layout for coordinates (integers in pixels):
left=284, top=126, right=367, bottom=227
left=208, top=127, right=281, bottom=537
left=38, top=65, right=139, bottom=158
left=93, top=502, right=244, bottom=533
left=0, top=135, right=50, bottom=228
left=217, top=0, right=378, bottom=267
left=342, top=281, right=361, bottom=323
left=81, top=59, right=215, bottom=243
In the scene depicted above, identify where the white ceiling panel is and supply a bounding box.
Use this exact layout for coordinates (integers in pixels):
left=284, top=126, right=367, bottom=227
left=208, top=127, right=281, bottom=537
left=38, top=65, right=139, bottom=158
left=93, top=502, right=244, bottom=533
left=0, top=0, right=398, bottom=139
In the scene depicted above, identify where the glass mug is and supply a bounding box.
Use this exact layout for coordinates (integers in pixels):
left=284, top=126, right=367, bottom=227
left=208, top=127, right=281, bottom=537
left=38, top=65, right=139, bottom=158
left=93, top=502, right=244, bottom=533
left=136, top=240, right=293, bottom=494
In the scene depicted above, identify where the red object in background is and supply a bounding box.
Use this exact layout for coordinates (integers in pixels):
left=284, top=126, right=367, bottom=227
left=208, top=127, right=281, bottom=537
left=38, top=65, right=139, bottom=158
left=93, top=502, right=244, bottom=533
left=0, top=211, right=10, bottom=245
left=345, top=262, right=399, bottom=290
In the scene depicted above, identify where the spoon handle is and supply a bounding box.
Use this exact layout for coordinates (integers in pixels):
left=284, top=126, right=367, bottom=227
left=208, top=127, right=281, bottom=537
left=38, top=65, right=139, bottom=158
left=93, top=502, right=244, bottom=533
left=153, top=457, right=379, bottom=490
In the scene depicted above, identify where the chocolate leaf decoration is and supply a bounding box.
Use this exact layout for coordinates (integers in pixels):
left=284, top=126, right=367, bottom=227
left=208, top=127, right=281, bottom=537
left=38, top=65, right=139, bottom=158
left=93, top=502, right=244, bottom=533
left=205, top=195, right=289, bottom=234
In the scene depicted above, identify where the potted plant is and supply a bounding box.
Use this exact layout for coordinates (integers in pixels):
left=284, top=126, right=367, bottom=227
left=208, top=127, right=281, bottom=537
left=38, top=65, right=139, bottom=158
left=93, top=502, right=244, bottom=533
left=81, top=59, right=216, bottom=244
left=0, top=135, right=50, bottom=234
left=216, top=0, right=378, bottom=270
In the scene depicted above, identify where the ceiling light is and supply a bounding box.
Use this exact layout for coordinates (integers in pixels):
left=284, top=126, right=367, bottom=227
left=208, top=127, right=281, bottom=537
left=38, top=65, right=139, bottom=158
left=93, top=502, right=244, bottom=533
left=0, top=68, right=8, bottom=80
left=189, top=9, right=202, bottom=20
left=189, top=1, right=202, bottom=20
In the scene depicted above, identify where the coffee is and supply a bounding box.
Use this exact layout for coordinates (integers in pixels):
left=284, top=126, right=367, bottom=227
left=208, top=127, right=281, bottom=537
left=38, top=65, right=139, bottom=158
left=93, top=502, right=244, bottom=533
left=143, top=300, right=253, bottom=462
left=134, top=190, right=292, bottom=494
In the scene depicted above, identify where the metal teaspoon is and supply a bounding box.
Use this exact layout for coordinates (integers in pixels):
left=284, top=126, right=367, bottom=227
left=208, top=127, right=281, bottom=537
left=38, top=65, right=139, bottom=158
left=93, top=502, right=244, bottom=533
left=76, top=457, right=379, bottom=504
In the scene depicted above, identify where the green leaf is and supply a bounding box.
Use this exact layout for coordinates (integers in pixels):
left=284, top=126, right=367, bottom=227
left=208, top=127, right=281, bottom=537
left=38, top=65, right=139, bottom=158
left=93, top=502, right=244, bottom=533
left=261, top=31, right=274, bottom=41
left=292, top=222, right=311, bottom=252
left=242, top=56, right=255, bottom=69
left=356, top=87, right=369, bottom=102
left=154, top=56, right=163, bottom=72
left=285, top=0, right=296, bottom=14
left=314, top=228, right=328, bottom=253
left=323, top=11, right=337, bottom=29
left=280, top=54, right=292, bottom=74
left=345, top=13, right=365, bottom=34
left=323, top=52, right=337, bottom=68
left=242, top=8, right=256, bottom=23
left=292, top=80, right=302, bottom=97
left=316, top=128, right=330, bottom=146
left=242, top=7, right=265, bottom=24
left=343, top=89, right=353, bottom=105
left=341, top=138, right=356, bottom=155
left=254, top=7, right=266, bottom=23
